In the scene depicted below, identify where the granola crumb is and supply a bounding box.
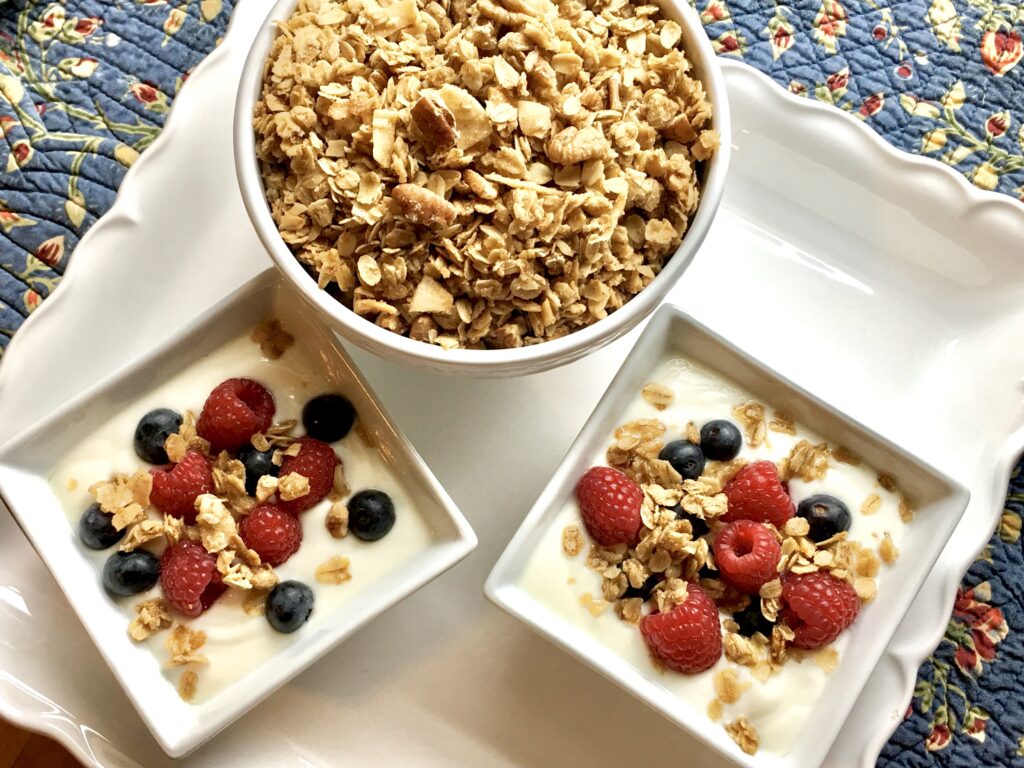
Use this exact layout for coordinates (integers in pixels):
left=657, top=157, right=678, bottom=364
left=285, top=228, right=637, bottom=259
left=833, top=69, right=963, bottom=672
left=89, top=471, right=152, bottom=531
left=879, top=533, right=900, bottom=564
left=714, top=668, right=748, bottom=704
left=724, top=716, right=759, bottom=755
left=815, top=647, right=840, bottom=673
left=768, top=411, right=796, bottom=434
left=861, top=493, right=882, bottom=516
left=326, top=501, right=349, bottom=539
left=250, top=319, right=294, bottom=360
left=255, top=474, right=279, bottom=502
left=243, top=590, right=268, bottom=617
left=315, top=555, right=352, bottom=585
left=278, top=472, right=311, bottom=501
left=833, top=445, right=861, bottom=465
left=733, top=402, right=767, bottom=448
left=854, top=576, right=877, bottom=603
left=128, top=598, right=172, bottom=642
left=165, top=624, right=207, bottom=667
left=877, top=473, right=898, bottom=492
left=579, top=592, right=608, bottom=617
left=66, top=477, right=78, bottom=491
left=641, top=383, right=674, bottom=410
left=898, top=494, right=916, bottom=523
left=707, top=698, right=723, bottom=722
left=561, top=524, right=583, bottom=557
left=178, top=670, right=198, bottom=701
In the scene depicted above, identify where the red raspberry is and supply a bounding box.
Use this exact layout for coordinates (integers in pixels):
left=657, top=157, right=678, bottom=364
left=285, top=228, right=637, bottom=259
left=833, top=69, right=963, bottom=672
left=277, top=437, right=340, bottom=514
left=160, top=540, right=225, bottom=617
left=781, top=572, right=861, bottom=649
left=576, top=466, right=643, bottom=546
left=639, top=583, right=722, bottom=673
left=714, top=520, right=782, bottom=595
left=150, top=450, right=213, bottom=523
left=723, top=461, right=794, bottom=528
left=196, top=378, right=275, bottom=453
left=239, top=504, right=303, bottom=566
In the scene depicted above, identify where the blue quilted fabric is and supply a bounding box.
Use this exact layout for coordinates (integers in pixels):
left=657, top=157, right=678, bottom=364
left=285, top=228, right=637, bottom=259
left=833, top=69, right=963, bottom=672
left=0, top=0, right=1022, bottom=765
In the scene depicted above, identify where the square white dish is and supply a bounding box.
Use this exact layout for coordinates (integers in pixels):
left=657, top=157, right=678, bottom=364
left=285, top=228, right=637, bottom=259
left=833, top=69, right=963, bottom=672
left=485, top=304, right=970, bottom=768
left=0, top=269, right=477, bottom=757
left=0, top=3, right=1022, bottom=766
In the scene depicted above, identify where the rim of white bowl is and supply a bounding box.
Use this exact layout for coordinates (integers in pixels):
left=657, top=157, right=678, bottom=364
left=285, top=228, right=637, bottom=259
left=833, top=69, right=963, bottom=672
left=233, top=0, right=732, bottom=373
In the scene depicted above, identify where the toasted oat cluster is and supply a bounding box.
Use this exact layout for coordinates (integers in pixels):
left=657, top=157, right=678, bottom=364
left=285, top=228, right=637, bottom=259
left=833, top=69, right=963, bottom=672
left=254, top=0, right=718, bottom=349
left=565, top=382, right=914, bottom=756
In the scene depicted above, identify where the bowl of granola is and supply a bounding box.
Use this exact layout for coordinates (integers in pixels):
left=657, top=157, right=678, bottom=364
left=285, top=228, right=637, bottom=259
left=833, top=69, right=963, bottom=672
left=485, top=304, right=970, bottom=768
left=234, top=0, right=730, bottom=376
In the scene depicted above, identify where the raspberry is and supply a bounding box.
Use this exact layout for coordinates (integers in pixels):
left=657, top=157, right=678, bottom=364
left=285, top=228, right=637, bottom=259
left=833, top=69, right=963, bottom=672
left=723, top=461, right=794, bottom=528
left=160, top=540, right=225, bottom=617
left=576, top=466, right=643, bottom=546
left=781, top=572, right=860, bottom=649
left=277, top=437, right=340, bottom=514
left=239, top=504, right=303, bottom=566
left=150, top=450, right=213, bottom=523
left=639, top=583, right=722, bottom=673
left=196, top=378, right=275, bottom=453
left=713, top=520, right=782, bottom=595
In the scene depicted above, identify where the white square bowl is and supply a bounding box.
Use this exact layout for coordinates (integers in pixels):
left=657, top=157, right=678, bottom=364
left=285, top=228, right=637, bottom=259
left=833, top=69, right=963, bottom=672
left=484, top=304, right=969, bottom=768
left=0, top=269, right=477, bottom=758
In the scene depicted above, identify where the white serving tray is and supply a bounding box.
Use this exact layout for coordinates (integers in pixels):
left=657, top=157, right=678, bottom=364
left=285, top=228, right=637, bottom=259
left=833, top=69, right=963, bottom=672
left=1, top=1, right=1022, bottom=766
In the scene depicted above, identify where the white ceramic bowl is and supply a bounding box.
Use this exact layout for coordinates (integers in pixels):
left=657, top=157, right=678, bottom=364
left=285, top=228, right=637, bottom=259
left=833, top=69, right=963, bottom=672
left=485, top=303, right=970, bottom=768
left=233, top=0, right=731, bottom=377
left=0, top=270, right=477, bottom=758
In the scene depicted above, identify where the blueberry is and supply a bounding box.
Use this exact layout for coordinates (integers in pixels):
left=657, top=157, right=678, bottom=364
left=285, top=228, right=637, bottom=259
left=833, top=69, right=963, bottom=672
left=672, top=505, right=710, bottom=538
left=658, top=440, right=705, bottom=480
left=699, top=419, right=742, bottom=461
left=79, top=503, right=125, bottom=550
left=348, top=489, right=396, bottom=542
left=623, top=573, right=663, bottom=602
left=302, top=394, right=356, bottom=443
left=102, top=551, right=159, bottom=597
left=238, top=445, right=280, bottom=496
left=266, top=580, right=314, bottom=633
left=133, top=408, right=183, bottom=464
left=732, top=603, right=775, bottom=638
left=796, top=494, right=852, bottom=542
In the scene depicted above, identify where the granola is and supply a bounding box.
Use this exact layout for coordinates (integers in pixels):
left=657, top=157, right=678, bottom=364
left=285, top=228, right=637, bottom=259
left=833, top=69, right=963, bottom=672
left=254, top=0, right=718, bottom=349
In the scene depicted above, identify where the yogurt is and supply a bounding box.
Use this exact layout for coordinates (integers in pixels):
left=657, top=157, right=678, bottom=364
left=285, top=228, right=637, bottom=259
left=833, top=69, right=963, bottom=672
left=519, top=355, right=909, bottom=755
left=51, top=329, right=435, bottom=703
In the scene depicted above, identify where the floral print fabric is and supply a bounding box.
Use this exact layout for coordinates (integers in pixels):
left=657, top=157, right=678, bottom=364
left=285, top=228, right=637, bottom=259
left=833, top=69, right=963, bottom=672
left=0, top=0, right=1023, bottom=765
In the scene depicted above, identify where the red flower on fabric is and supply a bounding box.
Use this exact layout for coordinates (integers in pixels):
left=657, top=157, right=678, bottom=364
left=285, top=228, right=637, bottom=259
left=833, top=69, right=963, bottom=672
left=926, top=723, right=951, bottom=752
left=74, top=17, right=102, bottom=37
left=986, top=113, right=1009, bottom=138
left=34, top=236, right=64, bottom=268
left=858, top=93, right=885, bottom=118
left=827, top=71, right=849, bottom=92
left=131, top=82, right=159, bottom=104
left=981, top=28, right=1022, bottom=76
left=951, top=584, right=1008, bottom=677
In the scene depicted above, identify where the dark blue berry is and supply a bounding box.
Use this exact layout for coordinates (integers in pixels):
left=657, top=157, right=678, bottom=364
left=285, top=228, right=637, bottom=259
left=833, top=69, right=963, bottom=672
left=732, top=603, right=775, bottom=638
left=672, top=505, right=710, bottom=538
left=302, top=394, right=356, bottom=443
left=348, top=489, right=396, bottom=541
left=266, top=580, right=314, bottom=633
left=658, top=440, right=705, bottom=480
left=238, top=445, right=280, bottom=496
left=133, top=408, right=182, bottom=464
left=699, top=420, right=742, bottom=461
left=623, top=573, right=662, bottom=602
left=79, top=503, right=125, bottom=550
left=796, top=494, right=851, bottom=542
left=102, top=551, right=159, bottom=597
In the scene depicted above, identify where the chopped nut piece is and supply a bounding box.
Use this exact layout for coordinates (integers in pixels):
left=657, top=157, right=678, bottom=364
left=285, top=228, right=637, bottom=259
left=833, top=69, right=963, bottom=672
left=562, top=525, right=583, bottom=556
left=783, top=517, right=810, bottom=537
left=278, top=472, right=311, bottom=501
left=326, top=502, right=349, bottom=539
left=178, top=670, right=198, bottom=701
left=724, top=717, right=759, bottom=756
left=250, top=319, right=294, bottom=360
left=315, top=555, right=352, bottom=585
left=392, top=184, right=457, bottom=230
left=255, top=474, right=279, bottom=503
left=546, top=126, right=610, bottom=165
left=411, top=96, right=458, bottom=153
left=409, top=275, right=454, bottom=314
left=128, top=598, right=172, bottom=642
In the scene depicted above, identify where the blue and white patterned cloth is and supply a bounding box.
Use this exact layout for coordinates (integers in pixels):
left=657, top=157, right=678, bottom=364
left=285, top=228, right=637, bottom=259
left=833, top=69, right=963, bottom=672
left=0, top=1, right=1022, bottom=765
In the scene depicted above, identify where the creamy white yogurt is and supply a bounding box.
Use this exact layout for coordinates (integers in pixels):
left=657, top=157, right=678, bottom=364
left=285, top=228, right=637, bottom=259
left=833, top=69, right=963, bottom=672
left=520, top=355, right=909, bottom=755
left=51, top=331, right=434, bottom=703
